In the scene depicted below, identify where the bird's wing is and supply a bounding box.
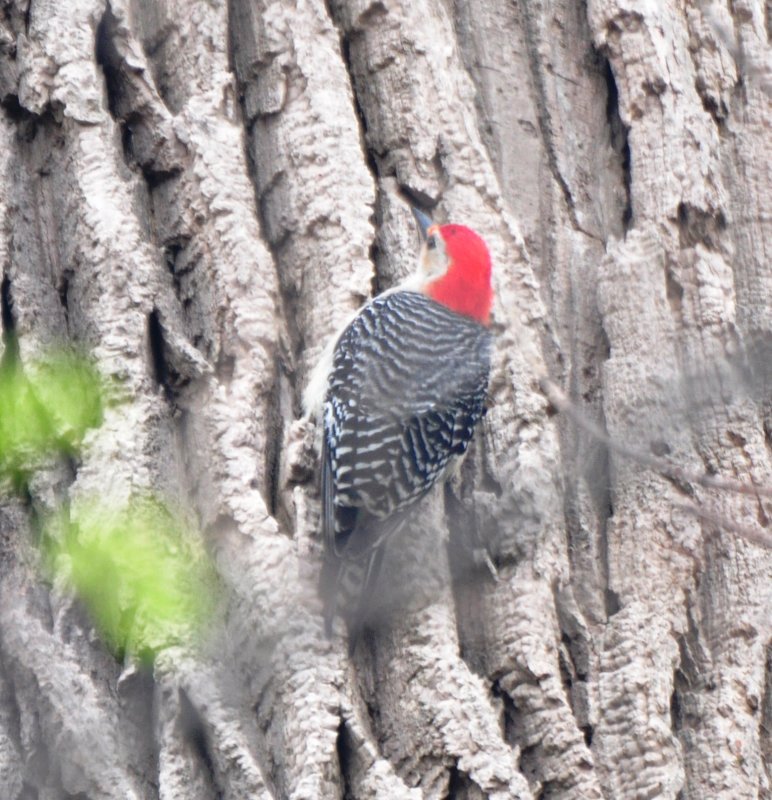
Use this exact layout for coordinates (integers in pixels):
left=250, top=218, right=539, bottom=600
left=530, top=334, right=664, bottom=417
left=325, top=292, right=491, bottom=554
left=321, top=431, right=336, bottom=557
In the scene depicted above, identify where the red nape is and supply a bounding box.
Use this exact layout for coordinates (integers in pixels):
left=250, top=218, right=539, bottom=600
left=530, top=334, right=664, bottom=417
left=425, top=224, right=493, bottom=325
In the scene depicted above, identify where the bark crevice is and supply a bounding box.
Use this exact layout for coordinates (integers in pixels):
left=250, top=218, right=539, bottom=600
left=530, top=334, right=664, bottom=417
left=601, top=57, right=631, bottom=231
left=0, top=0, right=767, bottom=797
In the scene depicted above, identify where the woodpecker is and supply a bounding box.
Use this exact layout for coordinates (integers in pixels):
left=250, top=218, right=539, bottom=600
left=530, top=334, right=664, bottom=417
left=304, top=208, right=493, bottom=646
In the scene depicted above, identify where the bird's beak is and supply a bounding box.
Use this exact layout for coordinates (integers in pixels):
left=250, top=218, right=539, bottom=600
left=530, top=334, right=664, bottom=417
left=411, top=207, right=433, bottom=241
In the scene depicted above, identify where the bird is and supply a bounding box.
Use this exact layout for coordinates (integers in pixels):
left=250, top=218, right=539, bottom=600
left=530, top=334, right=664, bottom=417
left=304, top=208, right=494, bottom=649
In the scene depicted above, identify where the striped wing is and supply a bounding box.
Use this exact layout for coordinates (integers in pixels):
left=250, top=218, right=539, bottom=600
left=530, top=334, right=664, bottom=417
left=322, top=291, right=492, bottom=559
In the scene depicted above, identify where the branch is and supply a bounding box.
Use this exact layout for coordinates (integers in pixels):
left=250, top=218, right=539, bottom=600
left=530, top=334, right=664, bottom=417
left=540, top=378, right=772, bottom=499
left=540, top=378, right=772, bottom=548
left=673, top=502, right=772, bottom=549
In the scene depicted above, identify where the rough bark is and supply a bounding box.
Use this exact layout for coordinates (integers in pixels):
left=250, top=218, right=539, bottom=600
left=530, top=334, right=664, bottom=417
left=0, top=0, right=769, bottom=798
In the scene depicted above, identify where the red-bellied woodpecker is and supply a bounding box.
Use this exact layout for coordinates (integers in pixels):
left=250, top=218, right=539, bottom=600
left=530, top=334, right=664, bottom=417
left=304, top=208, right=493, bottom=647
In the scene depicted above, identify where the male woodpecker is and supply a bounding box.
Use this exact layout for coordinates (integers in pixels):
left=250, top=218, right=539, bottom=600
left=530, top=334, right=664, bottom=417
left=304, top=208, right=493, bottom=646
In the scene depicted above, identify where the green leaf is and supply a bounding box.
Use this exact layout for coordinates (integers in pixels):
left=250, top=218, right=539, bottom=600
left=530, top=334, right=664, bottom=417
left=0, top=348, right=104, bottom=480
left=44, top=496, right=217, bottom=664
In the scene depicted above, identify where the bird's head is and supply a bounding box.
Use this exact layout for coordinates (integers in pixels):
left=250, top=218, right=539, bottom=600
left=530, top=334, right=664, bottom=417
left=412, top=208, right=493, bottom=326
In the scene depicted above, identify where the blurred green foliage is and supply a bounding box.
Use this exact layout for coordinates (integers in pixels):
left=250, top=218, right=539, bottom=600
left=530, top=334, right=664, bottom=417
left=44, top=497, right=217, bottom=663
left=27, top=352, right=104, bottom=451
left=0, top=345, right=216, bottom=664
left=0, top=348, right=104, bottom=481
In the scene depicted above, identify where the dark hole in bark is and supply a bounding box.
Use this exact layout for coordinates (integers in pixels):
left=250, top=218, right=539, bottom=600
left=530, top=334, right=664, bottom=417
left=620, top=153, right=632, bottom=231
left=147, top=309, right=170, bottom=396
left=369, top=239, right=381, bottom=298
left=178, top=690, right=219, bottom=793
left=1, top=275, right=19, bottom=368
left=496, top=682, right=520, bottom=747
left=602, top=58, right=632, bottom=230
left=558, top=644, right=573, bottom=691
left=143, top=168, right=180, bottom=189
left=446, top=762, right=476, bottom=799
left=335, top=721, right=353, bottom=798
left=265, top=363, right=283, bottom=518
left=399, top=186, right=437, bottom=217
left=604, top=588, right=621, bottom=618
left=57, top=270, right=74, bottom=329
left=120, top=122, right=134, bottom=162
left=581, top=724, right=594, bottom=747
left=0, top=94, right=37, bottom=125
left=670, top=684, right=683, bottom=732
left=95, top=6, right=120, bottom=119
left=1, top=275, right=14, bottom=329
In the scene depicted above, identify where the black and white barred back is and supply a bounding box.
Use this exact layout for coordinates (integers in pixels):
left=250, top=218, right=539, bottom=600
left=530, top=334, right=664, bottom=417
left=322, top=291, right=492, bottom=578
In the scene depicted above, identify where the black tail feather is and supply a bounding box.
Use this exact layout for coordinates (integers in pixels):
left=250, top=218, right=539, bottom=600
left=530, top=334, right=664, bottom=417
left=320, top=514, right=407, bottom=651
left=320, top=543, right=387, bottom=653
left=346, top=545, right=385, bottom=654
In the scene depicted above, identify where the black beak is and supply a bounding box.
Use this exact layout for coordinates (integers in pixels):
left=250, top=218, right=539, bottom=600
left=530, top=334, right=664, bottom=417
left=411, top=207, right=432, bottom=241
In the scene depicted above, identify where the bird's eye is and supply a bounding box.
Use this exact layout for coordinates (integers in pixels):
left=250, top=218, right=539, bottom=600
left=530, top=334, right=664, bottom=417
left=427, top=235, right=437, bottom=251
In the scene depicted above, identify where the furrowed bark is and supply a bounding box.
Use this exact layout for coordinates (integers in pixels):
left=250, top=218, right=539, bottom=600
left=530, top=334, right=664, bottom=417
left=0, top=0, right=768, bottom=798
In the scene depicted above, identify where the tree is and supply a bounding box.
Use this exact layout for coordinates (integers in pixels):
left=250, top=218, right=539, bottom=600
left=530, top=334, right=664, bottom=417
left=0, top=0, right=769, bottom=797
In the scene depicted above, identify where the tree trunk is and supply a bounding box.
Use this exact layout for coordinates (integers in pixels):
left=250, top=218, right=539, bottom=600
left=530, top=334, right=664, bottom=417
left=0, top=0, right=769, bottom=798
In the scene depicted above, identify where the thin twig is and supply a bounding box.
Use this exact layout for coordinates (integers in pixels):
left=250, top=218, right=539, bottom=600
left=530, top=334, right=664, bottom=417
left=673, top=502, right=772, bottom=549
left=540, top=378, right=772, bottom=500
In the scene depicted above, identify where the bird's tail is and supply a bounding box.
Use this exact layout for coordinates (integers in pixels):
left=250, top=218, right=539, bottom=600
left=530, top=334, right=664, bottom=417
left=320, top=543, right=387, bottom=654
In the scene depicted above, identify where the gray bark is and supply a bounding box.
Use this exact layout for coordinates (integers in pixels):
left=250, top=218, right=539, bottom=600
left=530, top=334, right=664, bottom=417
left=0, top=0, right=769, bottom=798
